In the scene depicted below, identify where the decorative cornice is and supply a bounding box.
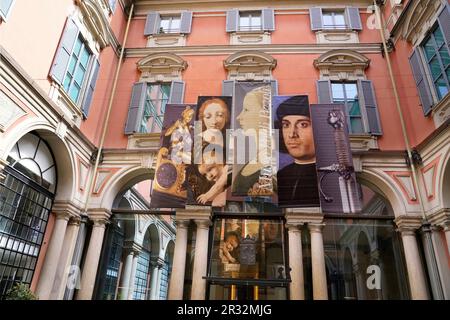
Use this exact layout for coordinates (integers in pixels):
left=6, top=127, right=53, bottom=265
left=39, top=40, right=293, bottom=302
left=137, top=52, right=187, bottom=82
left=77, top=0, right=115, bottom=49
left=285, top=207, right=323, bottom=226
left=224, top=50, right=276, bottom=80
left=126, top=43, right=382, bottom=58
left=176, top=205, right=211, bottom=221
left=314, top=49, right=370, bottom=70
left=426, top=208, right=450, bottom=229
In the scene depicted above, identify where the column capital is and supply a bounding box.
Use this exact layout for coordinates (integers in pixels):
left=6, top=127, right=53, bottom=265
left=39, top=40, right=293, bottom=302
left=68, top=216, right=82, bottom=226
left=195, top=219, right=212, bottom=230
left=52, top=200, right=82, bottom=221
left=308, top=223, right=325, bottom=233
left=394, top=215, right=423, bottom=235
left=175, top=219, right=190, bottom=229
left=124, top=241, right=142, bottom=255
left=285, top=223, right=303, bottom=233
left=426, top=208, right=450, bottom=230
left=87, top=208, right=111, bottom=227
left=151, top=256, right=165, bottom=268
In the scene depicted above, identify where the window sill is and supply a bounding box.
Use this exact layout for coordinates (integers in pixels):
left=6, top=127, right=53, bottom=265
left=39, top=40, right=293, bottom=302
left=230, top=31, right=271, bottom=45
left=127, top=132, right=162, bottom=150
left=349, top=134, right=379, bottom=152
left=315, top=30, right=359, bottom=44
left=431, top=92, right=450, bottom=128
left=147, top=33, right=186, bottom=47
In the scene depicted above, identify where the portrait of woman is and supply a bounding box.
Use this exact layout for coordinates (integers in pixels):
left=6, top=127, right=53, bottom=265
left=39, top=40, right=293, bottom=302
left=231, top=84, right=276, bottom=197
left=197, top=97, right=231, bottom=147
left=186, top=96, right=232, bottom=207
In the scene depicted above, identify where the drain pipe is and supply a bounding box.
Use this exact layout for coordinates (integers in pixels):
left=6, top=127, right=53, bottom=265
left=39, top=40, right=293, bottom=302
left=373, top=1, right=443, bottom=299
left=82, top=1, right=135, bottom=215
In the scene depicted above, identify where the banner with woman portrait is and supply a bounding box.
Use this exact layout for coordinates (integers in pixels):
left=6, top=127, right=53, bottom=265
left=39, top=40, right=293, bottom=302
left=230, top=82, right=276, bottom=198
left=186, top=96, right=232, bottom=207
left=150, top=104, right=196, bottom=208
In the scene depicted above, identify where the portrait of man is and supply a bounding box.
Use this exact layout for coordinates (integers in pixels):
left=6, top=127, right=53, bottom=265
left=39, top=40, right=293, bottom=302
left=275, top=95, right=320, bottom=207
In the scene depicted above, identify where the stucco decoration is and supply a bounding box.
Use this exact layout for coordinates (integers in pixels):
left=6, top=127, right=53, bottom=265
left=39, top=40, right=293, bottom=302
left=401, top=0, right=443, bottom=45
left=314, top=49, right=370, bottom=81
left=77, top=0, right=113, bottom=49
left=137, top=52, right=187, bottom=82
left=224, top=50, right=277, bottom=81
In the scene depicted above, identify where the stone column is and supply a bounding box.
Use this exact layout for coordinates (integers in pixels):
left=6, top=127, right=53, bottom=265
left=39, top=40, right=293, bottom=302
left=35, top=210, right=73, bottom=300
left=395, top=216, right=429, bottom=300
left=76, top=211, right=110, bottom=300
left=50, top=216, right=81, bottom=299
left=191, top=219, right=211, bottom=300
left=168, top=220, right=190, bottom=300
left=353, top=263, right=366, bottom=300
left=286, top=223, right=304, bottom=300
left=308, top=223, right=328, bottom=300
left=149, top=258, right=163, bottom=300
left=119, top=249, right=134, bottom=300
left=126, top=250, right=140, bottom=300
left=420, top=224, right=444, bottom=299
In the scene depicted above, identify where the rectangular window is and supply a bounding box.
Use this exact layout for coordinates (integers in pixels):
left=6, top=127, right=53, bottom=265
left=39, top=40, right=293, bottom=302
left=422, top=26, right=450, bottom=100
left=322, top=10, right=347, bottom=30
left=140, top=84, right=171, bottom=133
left=239, top=11, right=262, bottom=31
left=62, top=35, right=92, bottom=104
left=331, top=82, right=364, bottom=134
left=159, top=16, right=181, bottom=34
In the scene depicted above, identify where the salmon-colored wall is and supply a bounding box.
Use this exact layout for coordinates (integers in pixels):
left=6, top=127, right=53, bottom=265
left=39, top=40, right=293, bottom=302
left=81, top=46, right=119, bottom=145
left=0, top=0, right=73, bottom=94
left=110, top=2, right=127, bottom=43
left=186, top=15, right=228, bottom=46
left=135, top=180, right=151, bottom=203
left=104, top=58, right=141, bottom=148
left=127, top=18, right=147, bottom=48
left=271, top=13, right=317, bottom=44
left=30, top=212, right=56, bottom=293
left=388, top=40, right=436, bottom=147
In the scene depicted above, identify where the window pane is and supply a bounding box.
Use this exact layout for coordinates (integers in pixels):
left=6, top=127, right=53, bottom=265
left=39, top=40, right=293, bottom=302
left=429, top=58, right=443, bottom=81
left=74, top=67, right=86, bottom=86
left=160, top=18, right=170, bottom=32
left=73, top=38, right=82, bottom=56
left=344, top=83, right=358, bottom=100
left=69, top=84, right=80, bottom=102
left=350, top=117, right=364, bottom=133
left=322, top=13, right=333, bottom=28
left=423, top=40, right=436, bottom=61
left=240, top=15, right=250, bottom=28
left=334, top=13, right=346, bottom=28
left=435, top=76, right=449, bottom=99
left=251, top=15, right=261, bottom=29
left=331, top=83, right=345, bottom=100
left=209, top=218, right=286, bottom=280
left=439, top=47, right=450, bottom=68
left=67, top=57, right=77, bottom=75
left=80, top=48, right=90, bottom=67
left=171, top=17, right=181, bottom=31
left=433, top=27, right=445, bottom=48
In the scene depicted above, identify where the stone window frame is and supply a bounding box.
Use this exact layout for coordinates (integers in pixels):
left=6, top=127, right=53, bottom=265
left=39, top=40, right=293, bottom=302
left=314, top=49, right=379, bottom=151
left=223, top=50, right=277, bottom=82
left=402, top=1, right=449, bottom=126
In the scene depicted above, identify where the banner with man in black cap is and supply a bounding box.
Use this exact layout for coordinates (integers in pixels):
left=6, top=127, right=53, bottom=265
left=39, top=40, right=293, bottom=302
left=273, top=95, right=320, bottom=207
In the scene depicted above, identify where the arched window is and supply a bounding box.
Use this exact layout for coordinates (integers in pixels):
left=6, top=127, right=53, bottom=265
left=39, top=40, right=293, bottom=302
left=0, top=132, right=57, bottom=298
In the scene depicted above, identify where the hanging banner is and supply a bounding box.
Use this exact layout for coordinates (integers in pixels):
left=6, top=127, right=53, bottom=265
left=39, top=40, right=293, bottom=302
left=150, top=104, right=196, bottom=208
left=231, top=82, right=276, bottom=197
left=273, top=95, right=320, bottom=207
left=186, top=96, right=232, bottom=207
left=310, top=103, right=362, bottom=213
